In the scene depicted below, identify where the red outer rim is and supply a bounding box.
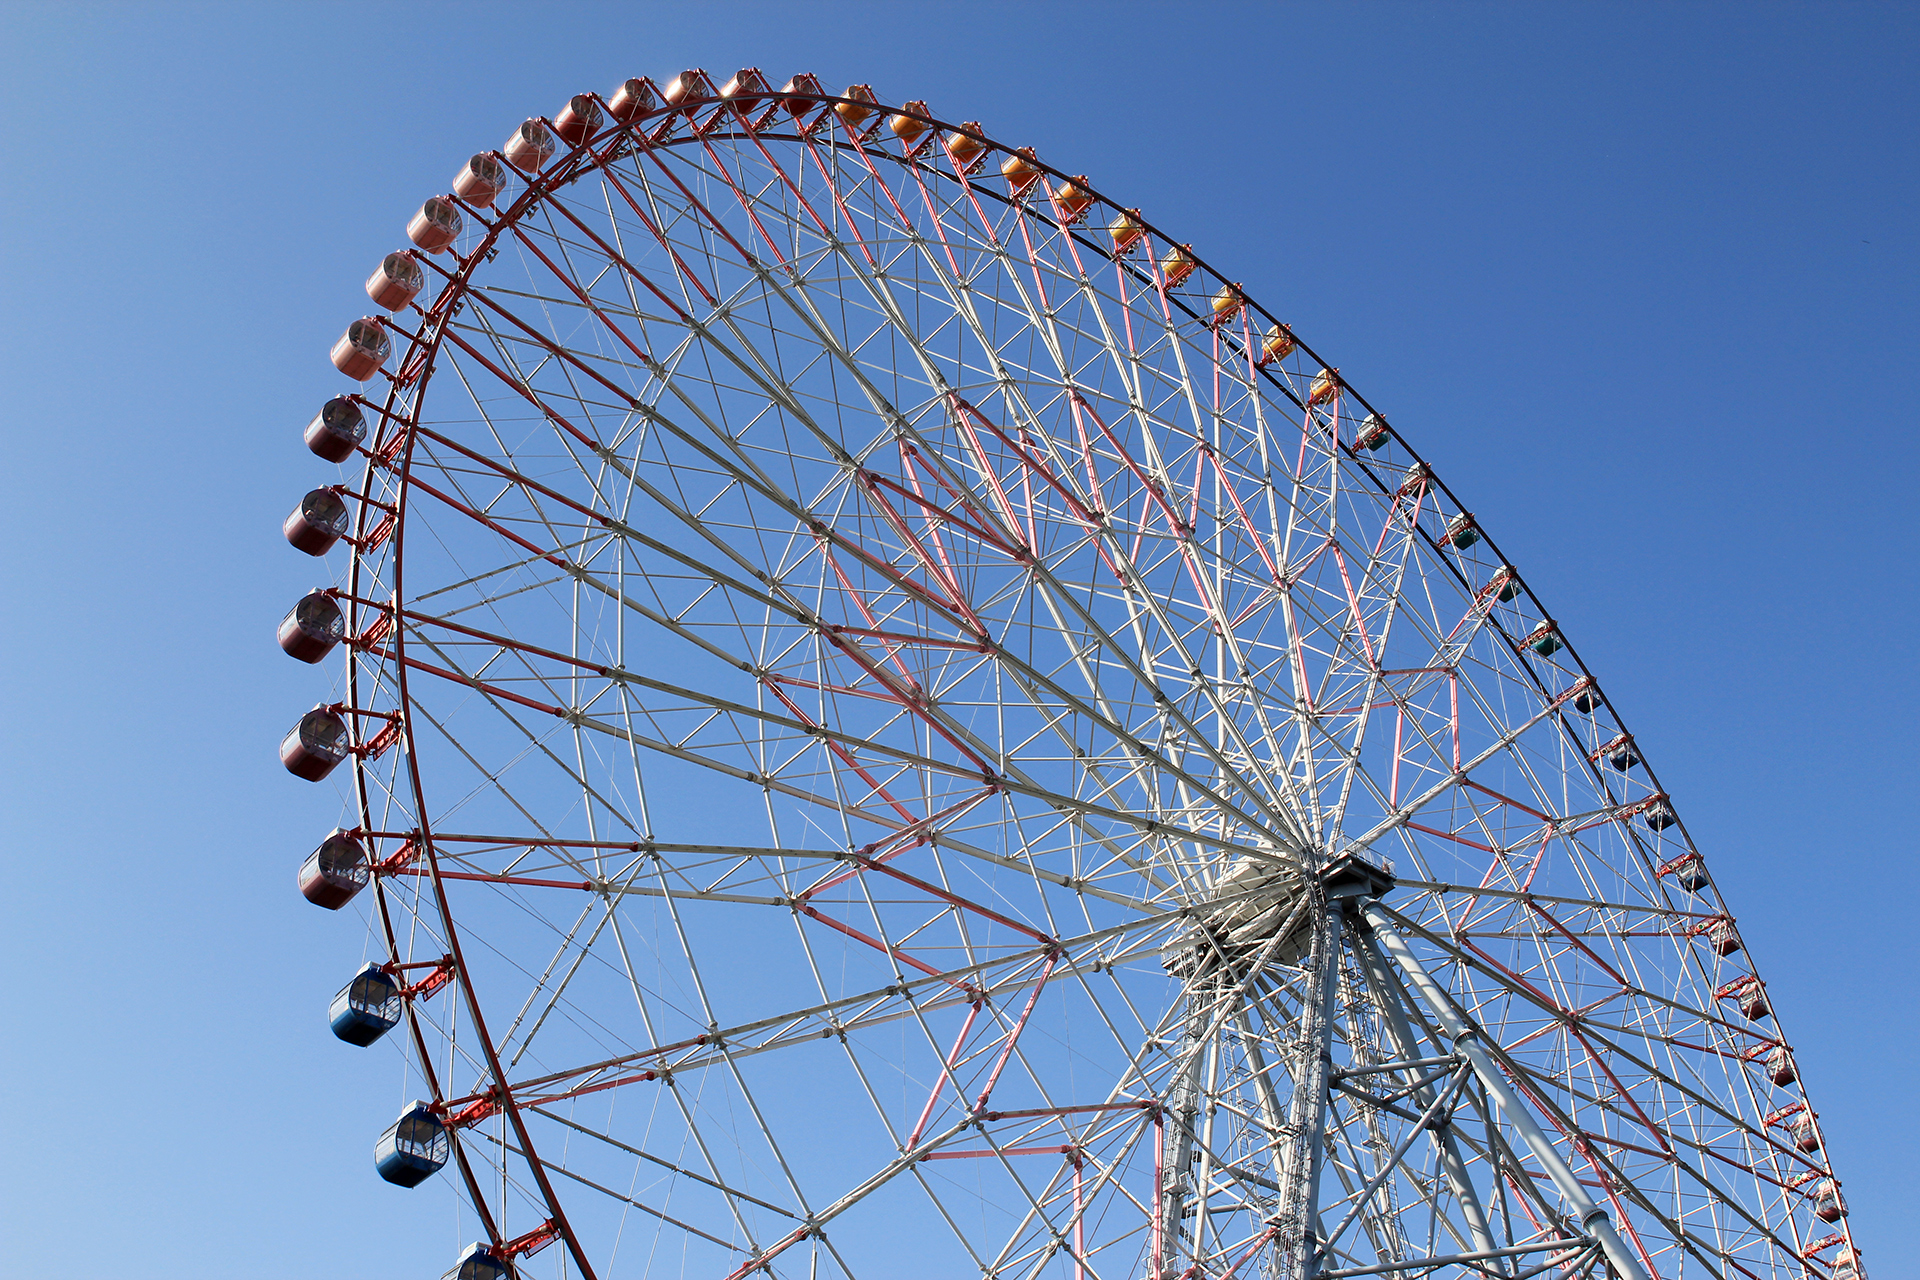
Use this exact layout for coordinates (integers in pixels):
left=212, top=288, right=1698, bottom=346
left=316, top=74, right=1854, bottom=1276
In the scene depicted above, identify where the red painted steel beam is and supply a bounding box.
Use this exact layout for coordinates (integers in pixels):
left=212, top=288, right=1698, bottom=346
left=796, top=903, right=949, bottom=983
left=387, top=867, right=594, bottom=891
left=907, top=999, right=983, bottom=1149
left=979, top=1100, right=1158, bottom=1123
left=973, top=953, right=1059, bottom=1112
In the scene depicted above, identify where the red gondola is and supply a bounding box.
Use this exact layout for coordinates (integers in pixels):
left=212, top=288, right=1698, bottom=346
left=277, top=590, right=345, bottom=663
left=1724, top=976, right=1770, bottom=1021
left=773, top=74, right=826, bottom=125
left=365, top=252, right=425, bottom=311
left=330, top=317, right=390, bottom=381
left=304, top=397, right=365, bottom=463
left=299, top=828, right=369, bottom=908
left=552, top=94, right=604, bottom=145
left=451, top=152, right=508, bottom=207
left=503, top=119, right=555, bottom=172
left=280, top=706, right=351, bottom=782
left=1766, top=1043, right=1796, bottom=1086
left=606, top=78, right=655, bottom=121
left=284, top=488, right=351, bottom=556
left=719, top=69, right=771, bottom=113
left=661, top=70, right=715, bottom=109
left=406, top=196, right=463, bottom=254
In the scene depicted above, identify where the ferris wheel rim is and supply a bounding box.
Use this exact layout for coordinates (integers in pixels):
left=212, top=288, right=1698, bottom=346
left=375, top=78, right=1700, bottom=853
left=298, top=69, right=1856, bottom=1280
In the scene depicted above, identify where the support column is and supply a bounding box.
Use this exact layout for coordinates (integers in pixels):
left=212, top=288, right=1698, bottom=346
left=1157, top=978, right=1212, bottom=1278
left=1272, top=894, right=1341, bottom=1280
left=1350, top=917, right=1502, bottom=1272
left=1361, top=903, right=1650, bottom=1280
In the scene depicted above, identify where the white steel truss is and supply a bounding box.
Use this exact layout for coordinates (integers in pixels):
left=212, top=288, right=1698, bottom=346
left=297, top=73, right=1860, bottom=1280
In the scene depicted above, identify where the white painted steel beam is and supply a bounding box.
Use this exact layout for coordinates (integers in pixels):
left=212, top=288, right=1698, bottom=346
left=1360, top=902, right=1651, bottom=1280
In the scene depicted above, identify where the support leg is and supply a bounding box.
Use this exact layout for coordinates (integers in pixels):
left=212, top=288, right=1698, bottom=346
left=1360, top=903, right=1650, bottom=1280
left=1351, top=915, right=1503, bottom=1272
left=1158, top=978, right=1214, bottom=1277
left=1272, top=898, right=1341, bottom=1280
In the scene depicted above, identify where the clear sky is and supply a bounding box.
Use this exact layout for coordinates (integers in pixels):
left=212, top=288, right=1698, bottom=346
left=0, top=2, right=1912, bottom=1276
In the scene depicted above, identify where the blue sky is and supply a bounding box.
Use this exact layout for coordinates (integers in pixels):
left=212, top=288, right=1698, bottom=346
left=0, top=2, right=1912, bottom=1275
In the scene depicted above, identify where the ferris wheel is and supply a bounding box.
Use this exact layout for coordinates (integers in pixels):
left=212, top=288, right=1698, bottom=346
left=276, top=70, right=1861, bottom=1280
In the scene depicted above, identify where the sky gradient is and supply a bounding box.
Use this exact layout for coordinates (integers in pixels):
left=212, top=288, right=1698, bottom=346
left=0, top=3, right=1912, bottom=1275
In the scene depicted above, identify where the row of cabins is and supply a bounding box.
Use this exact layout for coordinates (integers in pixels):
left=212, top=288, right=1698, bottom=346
left=280, top=72, right=1852, bottom=1265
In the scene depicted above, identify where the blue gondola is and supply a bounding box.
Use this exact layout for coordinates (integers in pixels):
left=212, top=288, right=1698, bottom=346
left=1353, top=413, right=1390, bottom=452
left=375, top=1101, right=449, bottom=1187
left=330, top=963, right=402, bottom=1046
left=1667, top=851, right=1709, bottom=892
left=444, top=1243, right=509, bottom=1280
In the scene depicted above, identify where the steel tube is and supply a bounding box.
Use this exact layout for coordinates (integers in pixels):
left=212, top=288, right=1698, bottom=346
left=1317, top=1236, right=1591, bottom=1278
left=1361, top=902, right=1650, bottom=1280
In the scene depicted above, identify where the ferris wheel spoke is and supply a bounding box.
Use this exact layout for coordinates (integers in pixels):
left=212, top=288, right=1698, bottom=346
left=511, top=207, right=687, bottom=357
left=298, top=80, right=1856, bottom=1280
left=390, top=525, right=997, bottom=820
left=802, top=301, right=1313, bottom=852
left=437, top=912, right=1180, bottom=1133
left=391, top=545, right=1259, bottom=890
left=753, top=239, right=1286, bottom=833
left=466, top=1122, right=750, bottom=1251
left=595, top=158, right=732, bottom=312
left=1374, top=907, right=1799, bottom=1185
left=1340, top=679, right=1610, bottom=867
left=452, top=291, right=646, bottom=429
left=1474, top=1062, right=1802, bottom=1272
